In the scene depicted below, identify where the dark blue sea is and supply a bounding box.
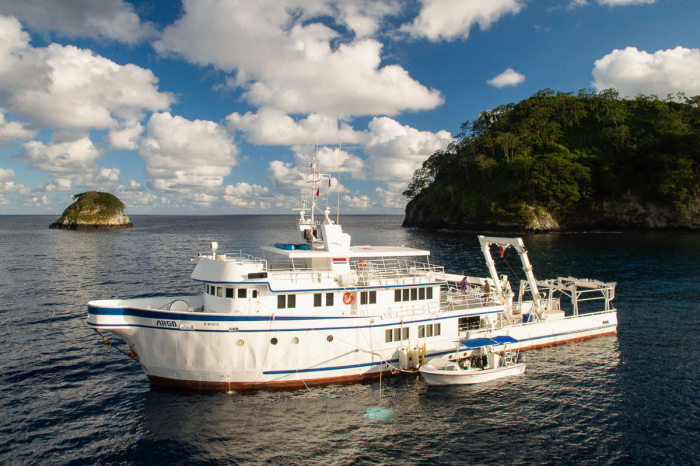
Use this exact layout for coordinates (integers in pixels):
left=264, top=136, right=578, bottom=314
left=1, top=215, right=699, bottom=465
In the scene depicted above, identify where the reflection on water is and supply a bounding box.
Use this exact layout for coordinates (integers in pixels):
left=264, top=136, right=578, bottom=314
left=0, top=216, right=698, bottom=465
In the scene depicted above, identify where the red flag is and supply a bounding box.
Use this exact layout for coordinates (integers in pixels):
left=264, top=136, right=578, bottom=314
left=328, top=178, right=332, bottom=188
left=315, top=188, right=320, bottom=197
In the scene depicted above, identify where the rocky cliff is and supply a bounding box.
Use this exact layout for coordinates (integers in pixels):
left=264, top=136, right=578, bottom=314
left=50, top=192, right=133, bottom=230
left=403, top=195, right=700, bottom=232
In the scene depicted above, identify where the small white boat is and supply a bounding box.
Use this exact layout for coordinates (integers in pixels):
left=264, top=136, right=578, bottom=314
left=419, top=336, right=525, bottom=385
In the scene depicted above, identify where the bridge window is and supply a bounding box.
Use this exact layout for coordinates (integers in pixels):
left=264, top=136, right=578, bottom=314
left=394, top=289, right=401, bottom=302
left=360, top=291, right=377, bottom=305
left=326, top=293, right=334, bottom=306
left=427, top=287, right=434, bottom=299
left=411, top=288, right=417, bottom=301
left=238, top=288, right=247, bottom=299
left=217, top=287, right=223, bottom=297
left=419, top=288, right=426, bottom=300
left=402, top=289, right=409, bottom=301
left=314, top=293, right=322, bottom=307
left=226, top=288, right=234, bottom=298
left=277, top=294, right=296, bottom=308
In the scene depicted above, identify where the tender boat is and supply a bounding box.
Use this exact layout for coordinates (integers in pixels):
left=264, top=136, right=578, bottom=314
left=87, top=159, right=618, bottom=390
left=419, top=336, right=526, bottom=385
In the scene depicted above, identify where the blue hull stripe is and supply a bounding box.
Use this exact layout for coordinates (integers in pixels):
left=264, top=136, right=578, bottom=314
left=88, top=307, right=504, bottom=332
left=261, top=323, right=617, bottom=375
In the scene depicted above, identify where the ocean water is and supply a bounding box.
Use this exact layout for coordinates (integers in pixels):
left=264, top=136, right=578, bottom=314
left=1, top=215, right=699, bottom=465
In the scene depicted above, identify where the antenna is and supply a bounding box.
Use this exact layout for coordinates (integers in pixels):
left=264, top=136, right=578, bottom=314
left=337, top=140, right=341, bottom=224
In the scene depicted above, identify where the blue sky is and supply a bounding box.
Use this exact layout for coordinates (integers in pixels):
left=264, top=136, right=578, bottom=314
left=0, top=0, right=698, bottom=215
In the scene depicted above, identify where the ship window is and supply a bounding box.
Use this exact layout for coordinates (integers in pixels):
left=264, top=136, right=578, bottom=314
left=326, top=293, right=334, bottom=306
left=427, top=325, right=433, bottom=337
left=292, top=337, right=299, bottom=344
left=270, top=338, right=278, bottom=345
left=458, top=316, right=480, bottom=331
left=402, top=289, right=409, bottom=301
left=327, top=335, right=334, bottom=342
left=226, top=288, right=234, bottom=298
left=419, top=288, right=426, bottom=300
left=394, top=289, right=401, bottom=302
left=385, top=329, right=393, bottom=342
left=238, top=288, right=246, bottom=299
left=288, top=294, right=296, bottom=308
left=277, top=295, right=286, bottom=309
left=314, top=293, right=322, bottom=307
left=434, top=323, right=441, bottom=336
left=205, top=284, right=209, bottom=293
left=369, top=291, right=376, bottom=304
left=427, top=287, right=433, bottom=299
left=277, top=294, right=296, bottom=309
left=393, top=328, right=401, bottom=341
left=360, top=291, right=368, bottom=305
left=402, top=327, right=409, bottom=340
left=252, top=290, right=258, bottom=298
left=411, top=288, right=417, bottom=301
left=418, top=325, right=425, bottom=338
left=217, top=287, right=223, bottom=297
left=208, top=285, right=215, bottom=296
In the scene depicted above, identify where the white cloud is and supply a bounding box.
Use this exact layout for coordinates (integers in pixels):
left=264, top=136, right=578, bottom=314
left=139, top=112, right=239, bottom=193
left=0, top=0, right=154, bottom=43
left=0, top=15, right=173, bottom=131
left=0, top=167, right=31, bottom=195
left=223, top=182, right=271, bottom=207
left=597, top=0, right=655, bottom=5
left=108, top=123, right=144, bottom=150
left=227, top=108, right=363, bottom=146
left=342, top=194, right=372, bottom=209
left=155, top=1, right=442, bottom=116
left=363, top=117, right=454, bottom=184
left=36, top=178, right=72, bottom=192
left=375, top=186, right=404, bottom=209
left=21, top=135, right=103, bottom=177
left=487, top=68, right=525, bottom=88
left=592, top=46, right=700, bottom=97
left=400, top=0, right=524, bottom=41
left=0, top=109, right=35, bottom=144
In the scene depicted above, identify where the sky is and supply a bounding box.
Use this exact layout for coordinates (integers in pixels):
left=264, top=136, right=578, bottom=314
left=0, top=0, right=698, bottom=215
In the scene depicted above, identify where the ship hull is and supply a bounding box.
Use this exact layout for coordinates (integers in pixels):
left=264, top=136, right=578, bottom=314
left=88, top=299, right=617, bottom=390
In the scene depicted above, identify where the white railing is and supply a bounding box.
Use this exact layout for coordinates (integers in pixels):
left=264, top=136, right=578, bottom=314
left=440, top=285, right=502, bottom=311
left=349, top=258, right=445, bottom=285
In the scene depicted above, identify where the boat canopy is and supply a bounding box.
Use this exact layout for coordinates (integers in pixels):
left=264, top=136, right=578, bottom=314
left=459, top=335, right=519, bottom=349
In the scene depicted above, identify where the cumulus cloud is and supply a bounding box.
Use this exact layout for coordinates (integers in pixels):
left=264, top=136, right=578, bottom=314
left=592, top=46, right=700, bottom=97
left=0, top=109, right=35, bottom=144
left=139, top=112, right=239, bottom=193
left=0, top=167, right=31, bottom=195
left=342, top=194, right=372, bottom=209
left=363, top=117, right=454, bottom=184
left=35, top=178, right=72, bottom=192
left=108, top=123, right=144, bottom=150
left=487, top=68, right=525, bottom=88
left=227, top=108, right=363, bottom=146
left=375, top=186, right=404, bottom=208
left=401, top=0, right=524, bottom=41
left=0, top=15, right=173, bottom=131
left=223, top=182, right=271, bottom=207
left=0, top=0, right=155, bottom=43
left=155, top=0, right=442, bottom=116
left=597, top=0, right=655, bottom=5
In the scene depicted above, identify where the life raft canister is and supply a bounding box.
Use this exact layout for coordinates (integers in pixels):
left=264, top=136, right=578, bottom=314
left=343, top=292, right=354, bottom=305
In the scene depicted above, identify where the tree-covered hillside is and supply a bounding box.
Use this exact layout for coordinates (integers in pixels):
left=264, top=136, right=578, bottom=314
left=403, top=89, right=700, bottom=230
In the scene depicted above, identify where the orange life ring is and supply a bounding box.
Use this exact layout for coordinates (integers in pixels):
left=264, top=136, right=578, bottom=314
left=343, top=292, right=354, bottom=305
left=358, top=260, right=367, bottom=271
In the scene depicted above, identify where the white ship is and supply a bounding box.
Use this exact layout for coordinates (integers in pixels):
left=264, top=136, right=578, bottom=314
left=88, top=162, right=618, bottom=390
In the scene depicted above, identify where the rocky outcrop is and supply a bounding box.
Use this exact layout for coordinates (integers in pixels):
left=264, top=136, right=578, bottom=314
left=50, top=191, right=133, bottom=230
left=403, top=195, right=700, bottom=233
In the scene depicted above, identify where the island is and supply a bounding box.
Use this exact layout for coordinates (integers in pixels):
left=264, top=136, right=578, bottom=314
left=402, top=89, right=700, bottom=232
left=50, top=191, right=133, bottom=230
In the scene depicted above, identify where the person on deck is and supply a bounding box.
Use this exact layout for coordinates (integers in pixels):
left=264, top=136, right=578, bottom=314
left=460, top=277, right=469, bottom=296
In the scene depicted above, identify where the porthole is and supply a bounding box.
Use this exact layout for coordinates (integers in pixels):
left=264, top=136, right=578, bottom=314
left=270, top=338, right=278, bottom=345
left=327, top=335, right=334, bottom=342
left=236, top=339, right=244, bottom=347
left=292, top=337, right=299, bottom=344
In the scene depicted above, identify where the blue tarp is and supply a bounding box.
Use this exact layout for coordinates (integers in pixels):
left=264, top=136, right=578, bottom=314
left=458, top=335, right=518, bottom=349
